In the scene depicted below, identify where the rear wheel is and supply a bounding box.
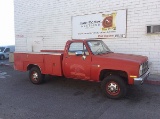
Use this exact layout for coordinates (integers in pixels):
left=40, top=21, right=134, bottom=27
left=29, top=67, right=45, bottom=84
left=0, top=55, right=5, bottom=60
left=101, top=75, right=127, bottom=99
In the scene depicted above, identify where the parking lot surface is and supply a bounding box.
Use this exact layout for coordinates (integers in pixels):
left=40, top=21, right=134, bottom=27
left=0, top=64, right=160, bottom=119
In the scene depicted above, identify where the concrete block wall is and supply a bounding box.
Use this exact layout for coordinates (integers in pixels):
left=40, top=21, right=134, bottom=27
left=14, top=0, right=160, bottom=74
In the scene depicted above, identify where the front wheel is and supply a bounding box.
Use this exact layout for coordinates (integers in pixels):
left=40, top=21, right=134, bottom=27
left=29, top=67, right=45, bottom=84
left=101, top=75, right=127, bottom=99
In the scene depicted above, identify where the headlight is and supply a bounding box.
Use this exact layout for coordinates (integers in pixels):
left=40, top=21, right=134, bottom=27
left=139, top=64, right=143, bottom=76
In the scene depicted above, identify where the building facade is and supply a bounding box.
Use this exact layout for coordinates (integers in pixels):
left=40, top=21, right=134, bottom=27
left=14, top=0, right=160, bottom=74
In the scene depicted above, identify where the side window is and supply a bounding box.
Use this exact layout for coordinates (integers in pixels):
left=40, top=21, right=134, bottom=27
left=68, top=42, right=89, bottom=55
left=4, top=48, right=10, bottom=53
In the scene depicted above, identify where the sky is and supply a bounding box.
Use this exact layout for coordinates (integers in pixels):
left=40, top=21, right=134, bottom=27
left=0, top=0, right=15, bottom=46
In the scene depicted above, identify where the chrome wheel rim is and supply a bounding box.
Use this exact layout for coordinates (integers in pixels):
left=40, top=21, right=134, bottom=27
left=106, top=81, right=120, bottom=96
left=32, top=71, right=38, bottom=82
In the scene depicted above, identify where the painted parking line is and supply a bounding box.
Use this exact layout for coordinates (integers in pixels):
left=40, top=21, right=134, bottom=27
left=0, top=63, right=13, bottom=68
left=0, top=71, right=10, bottom=79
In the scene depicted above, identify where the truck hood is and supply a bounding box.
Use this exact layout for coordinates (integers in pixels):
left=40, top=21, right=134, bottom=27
left=97, top=52, right=147, bottom=64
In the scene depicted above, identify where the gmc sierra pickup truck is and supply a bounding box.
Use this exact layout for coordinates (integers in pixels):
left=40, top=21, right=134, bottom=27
left=14, top=40, right=150, bottom=99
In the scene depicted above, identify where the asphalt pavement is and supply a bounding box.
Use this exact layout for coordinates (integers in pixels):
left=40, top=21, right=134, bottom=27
left=0, top=59, right=160, bottom=119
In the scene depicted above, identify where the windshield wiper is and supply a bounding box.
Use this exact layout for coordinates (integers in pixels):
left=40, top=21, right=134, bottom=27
left=95, top=52, right=103, bottom=55
left=101, top=51, right=113, bottom=54
left=95, top=51, right=107, bottom=55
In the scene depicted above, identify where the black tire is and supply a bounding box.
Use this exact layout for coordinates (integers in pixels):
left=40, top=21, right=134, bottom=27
left=101, top=75, right=127, bottom=99
left=29, top=67, right=45, bottom=84
left=0, top=55, right=5, bottom=60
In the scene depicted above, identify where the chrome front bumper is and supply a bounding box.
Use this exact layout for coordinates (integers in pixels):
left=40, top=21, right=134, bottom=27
left=134, top=70, right=150, bottom=85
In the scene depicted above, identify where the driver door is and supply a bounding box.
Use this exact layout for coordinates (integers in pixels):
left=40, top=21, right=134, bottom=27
left=63, top=42, right=91, bottom=80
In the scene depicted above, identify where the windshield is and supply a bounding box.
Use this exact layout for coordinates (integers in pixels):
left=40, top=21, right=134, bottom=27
left=87, top=40, right=112, bottom=55
left=0, top=47, right=5, bottom=52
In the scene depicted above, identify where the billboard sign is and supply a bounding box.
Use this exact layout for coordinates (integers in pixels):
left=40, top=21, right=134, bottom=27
left=72, top=10, right=127, bottom=39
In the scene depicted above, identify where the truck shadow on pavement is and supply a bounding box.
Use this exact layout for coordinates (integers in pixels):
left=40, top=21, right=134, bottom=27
left=44, top=75, right=154, bottom=102
left=44, top=75, right=102, bottom=97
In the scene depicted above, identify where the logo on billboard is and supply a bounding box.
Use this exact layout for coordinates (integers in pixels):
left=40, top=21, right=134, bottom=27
left=102, top=12, right=117, bottom=31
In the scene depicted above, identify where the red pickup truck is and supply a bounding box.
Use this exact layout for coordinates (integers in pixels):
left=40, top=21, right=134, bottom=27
left=14, top=40, right=150, bottom=99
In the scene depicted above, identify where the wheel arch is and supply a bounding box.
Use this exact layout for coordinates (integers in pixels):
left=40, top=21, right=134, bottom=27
left=0, top=54, right=5, bottom=59
left=99, top=69, right=128, bottom=84
left=27, top=64, right=42, bottom=72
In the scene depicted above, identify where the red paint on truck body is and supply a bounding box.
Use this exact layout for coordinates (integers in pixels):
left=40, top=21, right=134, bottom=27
left=14, top=52, right=63, bottom=76
left=14, top=40, right=148, bottom=85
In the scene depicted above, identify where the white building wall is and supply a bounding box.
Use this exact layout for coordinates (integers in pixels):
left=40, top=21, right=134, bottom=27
left=14, top=0, right=160, bottom=74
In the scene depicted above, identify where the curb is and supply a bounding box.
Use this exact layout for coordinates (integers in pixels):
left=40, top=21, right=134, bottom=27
left=144, top=79, right=160, bottom=86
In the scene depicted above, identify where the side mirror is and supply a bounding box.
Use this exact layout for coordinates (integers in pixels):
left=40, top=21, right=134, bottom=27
left=75, top=51, right=83, bottom=56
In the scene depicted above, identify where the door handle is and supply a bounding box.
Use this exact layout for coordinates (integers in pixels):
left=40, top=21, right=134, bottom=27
left=82, top=55, right=86, bottom=60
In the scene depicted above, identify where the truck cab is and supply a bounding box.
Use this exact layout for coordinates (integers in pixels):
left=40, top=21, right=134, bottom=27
left=62, top=40, right=149, bottom=98
left=63, top=40, right=149, bottom=83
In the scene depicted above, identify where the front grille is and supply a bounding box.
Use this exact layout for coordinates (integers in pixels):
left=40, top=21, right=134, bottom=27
left=142, top=61, right=149, bottom=75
